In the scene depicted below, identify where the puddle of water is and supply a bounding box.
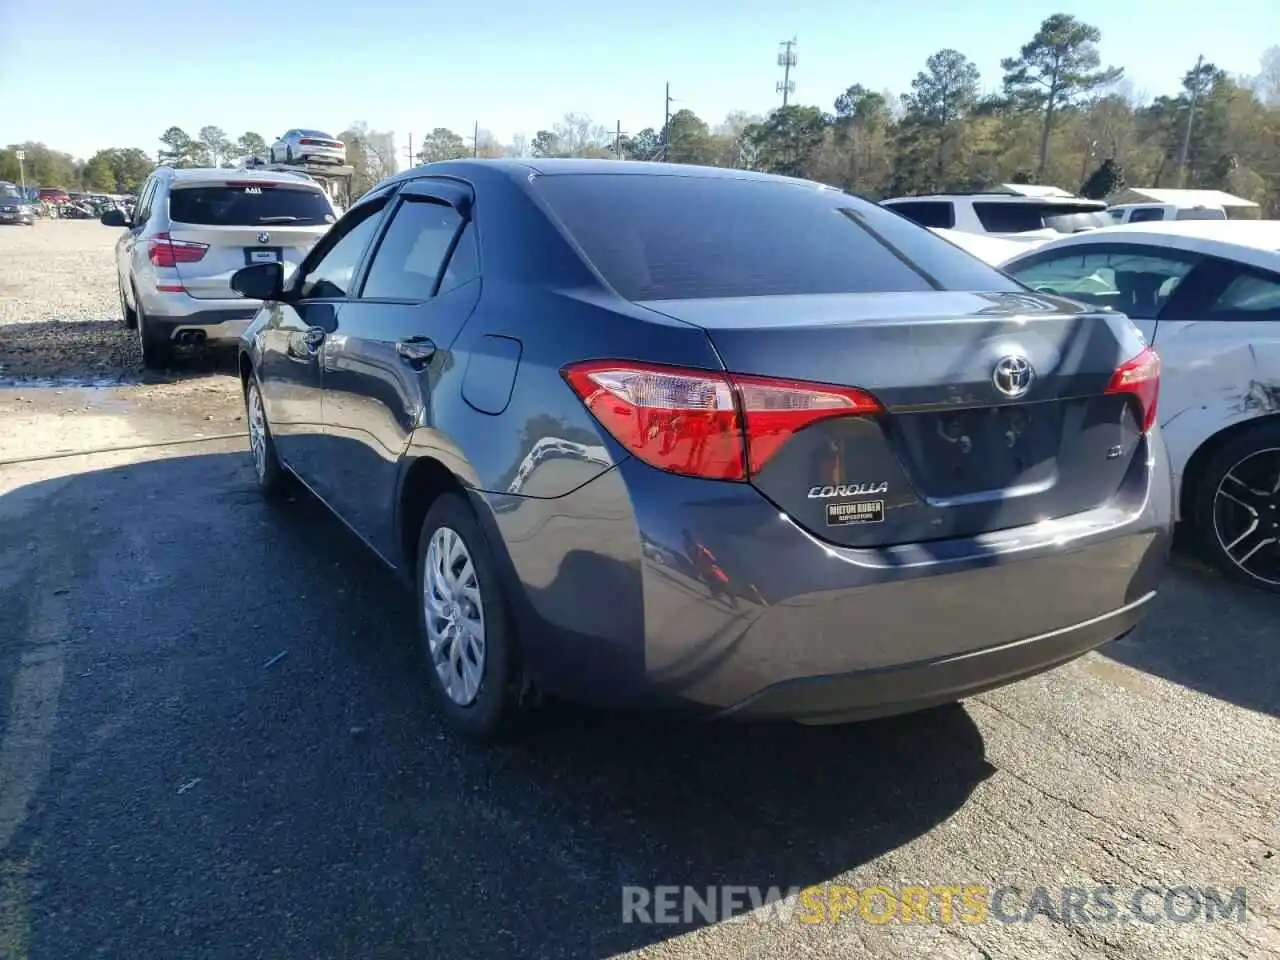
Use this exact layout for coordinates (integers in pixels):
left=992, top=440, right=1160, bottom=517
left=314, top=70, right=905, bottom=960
left=0, top=374, right=139, bottom=389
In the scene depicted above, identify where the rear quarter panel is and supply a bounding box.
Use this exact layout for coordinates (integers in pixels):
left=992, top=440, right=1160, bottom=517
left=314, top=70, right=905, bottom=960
left=1155, top=318, right=1280, bottom=517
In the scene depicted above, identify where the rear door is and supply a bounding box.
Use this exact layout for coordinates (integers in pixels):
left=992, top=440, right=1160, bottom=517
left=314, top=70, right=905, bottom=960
left=318, top=178, right=482, bottom=557
left=165, top=179, right=337, bottom=299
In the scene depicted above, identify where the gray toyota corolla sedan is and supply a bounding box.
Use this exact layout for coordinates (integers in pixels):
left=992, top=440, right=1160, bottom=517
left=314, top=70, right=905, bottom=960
left=233, top=159, right=1172, bottom=741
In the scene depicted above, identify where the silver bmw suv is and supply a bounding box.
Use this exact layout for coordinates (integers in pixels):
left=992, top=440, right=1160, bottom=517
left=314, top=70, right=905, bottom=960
left=103, top=166, right=337, bottom=368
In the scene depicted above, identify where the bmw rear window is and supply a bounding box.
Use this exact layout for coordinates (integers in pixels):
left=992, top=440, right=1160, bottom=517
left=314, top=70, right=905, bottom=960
left=533, top=173, right=1022, bottom=300
left=168, top=184, right=335, bottom=227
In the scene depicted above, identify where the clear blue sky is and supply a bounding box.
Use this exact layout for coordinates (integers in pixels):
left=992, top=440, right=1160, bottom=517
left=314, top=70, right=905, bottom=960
left=1, top=0, right=1276, bottom=163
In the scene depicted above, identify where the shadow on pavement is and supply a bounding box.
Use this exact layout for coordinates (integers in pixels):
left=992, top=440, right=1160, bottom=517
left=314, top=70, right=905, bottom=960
left=1099, top=529, right=1280, bottom=718
left=2, top=451, right=993, bottom=960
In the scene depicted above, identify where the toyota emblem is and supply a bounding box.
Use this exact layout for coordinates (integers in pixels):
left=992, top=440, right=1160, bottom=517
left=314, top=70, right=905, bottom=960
left=992, top=355, right=1034, bottom=398
left=257, top=231, right=270, bottom=244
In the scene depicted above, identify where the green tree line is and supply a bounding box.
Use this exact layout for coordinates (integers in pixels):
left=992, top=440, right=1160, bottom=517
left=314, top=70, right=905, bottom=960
left=3, top=18, right=1276, bottom=212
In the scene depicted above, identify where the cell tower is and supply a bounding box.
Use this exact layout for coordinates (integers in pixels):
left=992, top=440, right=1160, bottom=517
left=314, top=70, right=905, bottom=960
left=777, top=38, right=797, bottom=107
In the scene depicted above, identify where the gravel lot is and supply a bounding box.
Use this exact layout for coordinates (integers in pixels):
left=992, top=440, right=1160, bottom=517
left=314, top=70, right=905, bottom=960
left=0, top=220, right=150, bottom=383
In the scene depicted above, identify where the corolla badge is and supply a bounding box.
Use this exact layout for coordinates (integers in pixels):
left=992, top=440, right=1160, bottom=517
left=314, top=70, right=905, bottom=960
left=257, top=231, right=271, bottom=244
left=992, top=354, right=1034, bottom=398
left=808, top=482, right=889, bottom=498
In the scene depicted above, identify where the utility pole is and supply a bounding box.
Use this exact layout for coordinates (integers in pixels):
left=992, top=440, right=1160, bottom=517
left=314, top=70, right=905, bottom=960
left=615, top=120, right=622, bottom=160
left=473, top=122, right=479, bottom=157
left=777, top=38, right=797, bottom=107
left=16, top=150, right=25, bottom=194
left=662, top=82, right=673, bottom=162
left=1177, top=54, right=1205, bottom=188
left=405, top=133, right=415, bottom=169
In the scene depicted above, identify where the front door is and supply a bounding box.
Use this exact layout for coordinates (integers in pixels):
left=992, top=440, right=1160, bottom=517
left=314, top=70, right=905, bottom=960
left=320, top=181, right=482, bottom=559
left=257, top=193, right=392, bottom=485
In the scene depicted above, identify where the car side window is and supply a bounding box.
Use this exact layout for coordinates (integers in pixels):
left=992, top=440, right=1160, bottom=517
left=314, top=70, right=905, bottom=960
left=1008, top=248, right=1197, bottom=319
left=886, top=201, right=955, bottom=229
left=298, top=199, right=388, bottom=300
left=1209, top=270, right=1280, bottom=319
left=1127, top=207, right=1166, bottom=223
left=134, top=180, right=157, bottom=224
left=360, top=197, right=470, bottom=301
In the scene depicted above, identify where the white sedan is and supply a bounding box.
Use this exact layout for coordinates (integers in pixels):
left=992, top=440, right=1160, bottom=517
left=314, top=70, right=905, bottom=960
left=999, top=220, right=1280, bottom=592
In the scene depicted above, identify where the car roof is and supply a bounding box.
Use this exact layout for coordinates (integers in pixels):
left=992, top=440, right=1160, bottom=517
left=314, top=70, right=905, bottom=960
left=390, top=157, right=827, bottom=188
left=883, top=193, right=1105, bottom=208
left=166, top=167, right=320, bottom=186
left=1000, top=220, right=1280, bottom=272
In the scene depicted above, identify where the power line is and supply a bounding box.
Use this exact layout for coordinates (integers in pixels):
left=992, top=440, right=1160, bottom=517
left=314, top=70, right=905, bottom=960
left=777, top=38, right=797, bottom=107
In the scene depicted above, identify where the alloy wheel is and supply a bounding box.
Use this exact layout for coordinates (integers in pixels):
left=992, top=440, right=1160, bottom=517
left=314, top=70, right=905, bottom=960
left=1212, top=447, right=1280, bottom=586
left=423, top=526, right=487, bottom=706
left=246, top=382, right=267, bottom=481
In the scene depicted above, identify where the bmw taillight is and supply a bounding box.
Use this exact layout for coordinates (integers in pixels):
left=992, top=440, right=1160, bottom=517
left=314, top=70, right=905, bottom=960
left=1104, top=345, right=1161, bottom=434
left=148, top=232, right=208, bottom=268
left=561, top=360, right=883, bottom=481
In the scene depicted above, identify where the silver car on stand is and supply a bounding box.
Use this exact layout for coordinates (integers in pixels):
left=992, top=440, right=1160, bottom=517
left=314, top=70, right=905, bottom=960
left=101, top=167, right=338, bottom=368
left=268, top=130, right=347, bottom=165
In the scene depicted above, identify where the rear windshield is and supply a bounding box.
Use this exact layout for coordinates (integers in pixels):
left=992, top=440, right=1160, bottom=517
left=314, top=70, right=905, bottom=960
left=1043, top=210, right=1113, bottom=233
left=1176, top=207, right=1227, bottom=221
left=169, top=184, right=334, bottom=226
left=533, top=174, right=1021, bottom=300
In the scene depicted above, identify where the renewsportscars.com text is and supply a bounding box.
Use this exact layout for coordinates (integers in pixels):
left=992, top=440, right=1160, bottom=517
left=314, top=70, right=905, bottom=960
left=621, top=884, right=1249, bottom=926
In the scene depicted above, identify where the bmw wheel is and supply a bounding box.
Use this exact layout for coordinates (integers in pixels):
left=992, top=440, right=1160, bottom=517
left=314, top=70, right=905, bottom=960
left=133, top=293, right=170, bottom=370
left=1194, top=421, right=1280, bottom=593
left=245, top=377, right=286, bottom=496
left=416, top=493, right=522, bottom=740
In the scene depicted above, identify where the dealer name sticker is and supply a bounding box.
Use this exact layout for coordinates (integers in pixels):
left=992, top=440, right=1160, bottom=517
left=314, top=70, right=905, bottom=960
left=826, top=500, right=885, bottom=526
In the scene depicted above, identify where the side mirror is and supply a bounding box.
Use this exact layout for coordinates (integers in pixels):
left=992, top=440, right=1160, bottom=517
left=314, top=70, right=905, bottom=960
left=231, top=261, right=286, bottom=301
left=100, top=208, right=128, bottom=228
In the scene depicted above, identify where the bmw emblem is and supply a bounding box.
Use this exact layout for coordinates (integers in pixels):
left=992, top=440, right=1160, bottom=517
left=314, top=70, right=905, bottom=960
left=257, top=231, right=270, bottom=244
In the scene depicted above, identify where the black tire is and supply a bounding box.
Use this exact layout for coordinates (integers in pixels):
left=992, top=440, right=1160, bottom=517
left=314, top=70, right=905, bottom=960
left=244, top=377, right=288, bottom=497
left=415, top=493, right=523, bottom=741
left=134, top=295, right=171, bottom=370
left=119, top=278, right=137, bottom=329
left=1192, top=420, right=1280, bottom=593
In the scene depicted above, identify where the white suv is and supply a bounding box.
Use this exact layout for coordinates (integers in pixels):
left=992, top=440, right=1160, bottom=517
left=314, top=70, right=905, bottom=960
left=882, top=192, right=1113, bottom=244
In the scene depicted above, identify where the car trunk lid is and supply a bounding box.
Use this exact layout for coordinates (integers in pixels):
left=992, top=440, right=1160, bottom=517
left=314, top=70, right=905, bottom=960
left=166, top=181, right=336, bottom=300
left=639, top=290, right=1152, bottom=548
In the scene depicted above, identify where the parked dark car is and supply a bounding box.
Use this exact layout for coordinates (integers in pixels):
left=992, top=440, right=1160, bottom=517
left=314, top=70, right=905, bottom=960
left=234, top=159, right=1172, bottom=741
left=0, top=181, right=34, bottom=225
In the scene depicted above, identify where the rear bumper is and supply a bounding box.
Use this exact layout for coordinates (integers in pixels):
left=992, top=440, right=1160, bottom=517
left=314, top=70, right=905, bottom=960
left=298, top=148, right=346, bottom=164
left=139, top=292, right=260, bottom=345
left=481, top=428, right=1172, bottom=720
left=722, top=593, right=1151, bottom=724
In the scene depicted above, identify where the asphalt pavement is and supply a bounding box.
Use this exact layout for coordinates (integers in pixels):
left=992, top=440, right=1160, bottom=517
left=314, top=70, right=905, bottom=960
left=0, top=375, right=1277, bottom=960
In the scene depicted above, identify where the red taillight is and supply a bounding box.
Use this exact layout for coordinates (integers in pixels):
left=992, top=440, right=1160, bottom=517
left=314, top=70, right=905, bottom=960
left=1105, top=345, right=1161, bottom=433
left=299, top=138, right=318, bottom=145
left=148, top=232, right=208, bottom=268
left=561, top=360, right=884, bottom=481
